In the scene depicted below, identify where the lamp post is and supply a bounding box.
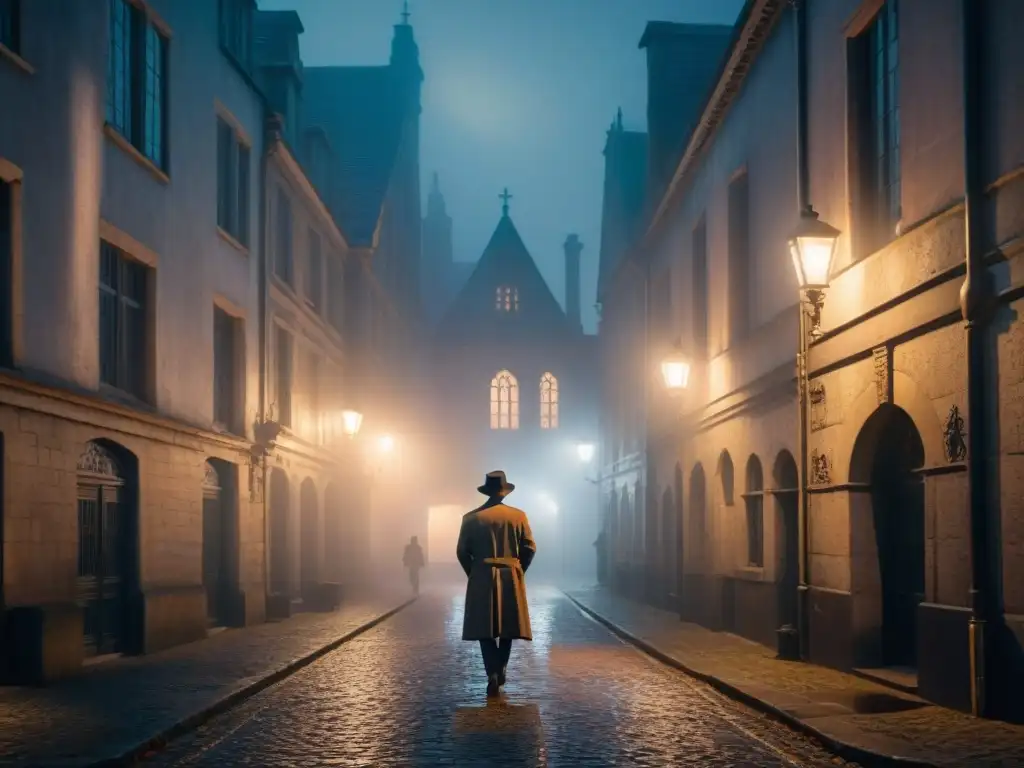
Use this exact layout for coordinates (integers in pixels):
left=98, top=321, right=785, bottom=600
left=659, top=344, right=691, bottom=609
left=788, top=204, right=840, bottom=661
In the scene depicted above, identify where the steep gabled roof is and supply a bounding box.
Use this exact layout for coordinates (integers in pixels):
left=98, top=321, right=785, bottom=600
left=302, top=66, right=405, bottom=247
left=435, top=212, right=572, bottom=340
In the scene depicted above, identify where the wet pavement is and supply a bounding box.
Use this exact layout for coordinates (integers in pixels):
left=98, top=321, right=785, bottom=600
left=148, top=585, right=856, bottom=767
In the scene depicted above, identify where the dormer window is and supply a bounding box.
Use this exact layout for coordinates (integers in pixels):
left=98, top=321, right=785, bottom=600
left=219, top=0, right=254, bottom=71
left=495, top=286, right=519, bottom=312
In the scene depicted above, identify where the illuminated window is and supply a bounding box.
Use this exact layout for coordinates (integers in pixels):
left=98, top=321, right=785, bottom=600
left=490, top=370, right=519, bottom=429
left=495, top=285, right=519, bottom=312
left=540, top=372, right=559, bottom=429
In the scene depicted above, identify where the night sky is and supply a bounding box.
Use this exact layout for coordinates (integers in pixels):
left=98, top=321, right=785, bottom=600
left=258, top=0, right=745, bottom=332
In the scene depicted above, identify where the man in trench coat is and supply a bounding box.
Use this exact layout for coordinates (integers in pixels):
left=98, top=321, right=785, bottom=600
left=456, top=470, right=537, bottom=697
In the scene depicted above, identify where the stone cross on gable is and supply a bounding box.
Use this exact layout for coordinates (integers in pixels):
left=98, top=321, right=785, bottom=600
left=499, top=187, right=513, bottom=216
left=401, top=1, right=410, bottom=24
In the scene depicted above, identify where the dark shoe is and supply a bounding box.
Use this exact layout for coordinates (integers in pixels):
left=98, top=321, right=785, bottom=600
left=486, top=675, right=500, bottom=697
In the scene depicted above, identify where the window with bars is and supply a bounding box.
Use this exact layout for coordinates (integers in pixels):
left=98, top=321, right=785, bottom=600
left=489, top=370, right=519, bottom=430
left=0, top=178, right=12, bottom=367
left=495, top=285, right=518, bottom=312
left=0, top=0, right=20, bottom=54
left=306, top=228, right=323, bottom=313
left=213, top=306, right=240, bottom=431
left=274, top=189, right=293, bottom=285
left=216, top=117, right=250, bottom=246
left=218, top=0, right=253, bottom=71
left=852, top=0, right=900, bottom=248
left=106, top=0, right=169, bottom=171
left=99, top=241, right=149, bottom=399
left=539, top=372, right=559, bottom=429
left=274, top=326, right=292, bottom=427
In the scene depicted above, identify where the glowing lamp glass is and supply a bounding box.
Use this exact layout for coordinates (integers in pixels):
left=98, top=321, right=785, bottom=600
left=788, top=209, right=841, bottom=291
left=341, top=410, right=363, bottom=437
left=660, top=355, right=690, bottom=391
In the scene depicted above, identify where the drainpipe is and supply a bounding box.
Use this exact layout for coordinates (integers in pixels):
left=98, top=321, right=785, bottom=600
left=257, top=127, right=272, bottom=602
left=959, top=0, right=993, bottom=719
left=642, top=256, right=652, bottom=603
left=792, top=0, right=812, bottom=662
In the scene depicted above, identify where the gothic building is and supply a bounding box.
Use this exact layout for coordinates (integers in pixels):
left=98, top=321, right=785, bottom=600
left=421, top=173, right=475, bottom=323
left=420, top=193, right=599, bottom=579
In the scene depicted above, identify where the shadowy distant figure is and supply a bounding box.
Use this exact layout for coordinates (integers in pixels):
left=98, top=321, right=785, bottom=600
left=457, top=470, right=537, bottom=697
left=594, top=530, right=608, bottom=586
left=403, top=535, right=425, bottom=596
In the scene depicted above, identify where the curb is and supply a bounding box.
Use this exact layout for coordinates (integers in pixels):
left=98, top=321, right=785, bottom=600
left=564, top=592, right=937, bottom=768
left=90, top=596, right=418, bottom=767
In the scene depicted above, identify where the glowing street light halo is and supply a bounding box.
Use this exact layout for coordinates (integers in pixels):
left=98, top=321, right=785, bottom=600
left=378, top=433, right=395, bottom=453
left=788, top=206, right=841, bottom=292
left=661, top=348, right=691, bottom=392
left=576, top=442, right=596, bottom=463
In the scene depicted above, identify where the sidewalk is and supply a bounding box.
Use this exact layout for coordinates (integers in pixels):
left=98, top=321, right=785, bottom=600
left=0, top=591, right=414, bottom=767
left=567, top=586, right=1024, bottom=768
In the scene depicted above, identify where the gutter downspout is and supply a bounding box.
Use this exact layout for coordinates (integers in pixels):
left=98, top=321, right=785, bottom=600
left=793, top=0, right=812, bottom=662
left=959, top=0, right=993, bottom=719
left=642, top=256, right=652, bottom=604
left=258, top=129, right=272, bottom=603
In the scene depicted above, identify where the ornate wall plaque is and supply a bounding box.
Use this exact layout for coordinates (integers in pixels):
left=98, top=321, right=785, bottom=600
left=809, top=382, right=827, bottom=432
left=943, top=404, right=967, bottom=463
left=77, top=441, right=121, bottom=478
left=248, top=459, right=265, bottom=504
left=809, top=449, right=831, bottom=485
left=873, top=346, right=889, bottom=405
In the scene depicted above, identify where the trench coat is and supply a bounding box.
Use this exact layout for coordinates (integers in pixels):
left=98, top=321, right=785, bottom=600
left=456, top=499, right=537, bottom=641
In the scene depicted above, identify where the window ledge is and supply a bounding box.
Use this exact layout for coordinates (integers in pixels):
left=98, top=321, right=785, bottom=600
left=0, top=42, right=33, bottom=75
left=98, top=382, right=154, bottom=413
left=733, top=566, right=767, bottom=582
left=217, top=226, right=249, bottom=254
left=104, top=123, right=169, bottom=185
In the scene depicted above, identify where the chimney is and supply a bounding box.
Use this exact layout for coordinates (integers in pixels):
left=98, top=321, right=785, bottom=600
left=564, top=234, right=583, bottom=334
left=639, top=22, right=733, bottom=201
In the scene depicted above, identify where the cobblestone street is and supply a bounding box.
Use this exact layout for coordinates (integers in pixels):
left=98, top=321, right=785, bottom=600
left=148, top=586, right=855, bottom=767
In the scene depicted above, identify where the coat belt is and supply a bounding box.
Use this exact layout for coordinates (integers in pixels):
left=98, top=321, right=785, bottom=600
left=475, top=556, right=521, bottom=569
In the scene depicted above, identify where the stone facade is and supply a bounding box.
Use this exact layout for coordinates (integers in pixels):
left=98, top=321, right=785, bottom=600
left=599, top=0, right=1024, bottom=720
left=0, top=1, right=419, bottom=681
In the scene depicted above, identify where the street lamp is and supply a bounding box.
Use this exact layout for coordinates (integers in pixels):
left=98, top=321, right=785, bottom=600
left=576, top=442, right=595, bottom=463
left=660, top=345, right=691, bottom=392
left=341, top=409, right=363, bottom=438
left=787, top=205, right=840, bottom=663
left=788, top=205, right=841, bottom=338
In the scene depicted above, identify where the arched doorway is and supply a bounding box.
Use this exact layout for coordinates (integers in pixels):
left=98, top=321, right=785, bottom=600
left=688, top=464, right=706, bottom=571
left=661, top=487, right=674, bottom=604
left=674, top=463, right=684, bottom=601
left=299, top=478, right=319, bottom=599
left=202, top=459, right=234, bottom=627
left=323, top=483, right=343, bottom=583
left=268, top=468, right=290, bottom=596
left=686, top=463, right=706, bottom=622
left=77, top=440, right=136, bottom=656
left=772, top=450, right=799, bottom=630
left=851, top=404, right=926, bottom=668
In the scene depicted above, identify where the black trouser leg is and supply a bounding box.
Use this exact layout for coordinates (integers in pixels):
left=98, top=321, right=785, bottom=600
left=497, top=638, right=513, bottom=670
left=478, top=640, right=498, bottom=676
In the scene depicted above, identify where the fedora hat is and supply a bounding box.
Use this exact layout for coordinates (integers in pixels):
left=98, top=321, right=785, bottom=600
left=478, top=470, right=515, bottom=497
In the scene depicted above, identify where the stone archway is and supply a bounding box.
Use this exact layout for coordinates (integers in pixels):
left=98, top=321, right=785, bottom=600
left=268, top=468, right=290, bottom=596
left=674, top=463, right=684, bottom=604
left=299, top=478, right=319, bottom=601
left=323, top=483, right=344, bottom=583
left=76, top=439, right=138, bottom=656
left=850, top=403, right=926, bottom=669
left=661, top=486, right=674, bottom=605
left=772, top=450, right=799, bottom=630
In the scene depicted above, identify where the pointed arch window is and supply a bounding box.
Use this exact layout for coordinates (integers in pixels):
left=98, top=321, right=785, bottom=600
left=540, top=372, right=559, bottom=429
left=495, top=286, right=519, bottom=312
left=490, top=370, right=519, bottom=429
